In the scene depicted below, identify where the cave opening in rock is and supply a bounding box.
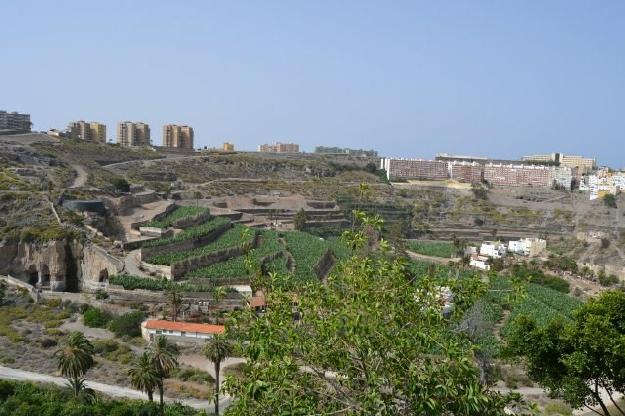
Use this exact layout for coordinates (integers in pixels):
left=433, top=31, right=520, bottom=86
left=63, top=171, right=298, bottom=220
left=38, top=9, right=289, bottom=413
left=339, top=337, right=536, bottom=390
left=27, top=265, right=38, bottom=286
left=98, top=269, right=109, bottom=283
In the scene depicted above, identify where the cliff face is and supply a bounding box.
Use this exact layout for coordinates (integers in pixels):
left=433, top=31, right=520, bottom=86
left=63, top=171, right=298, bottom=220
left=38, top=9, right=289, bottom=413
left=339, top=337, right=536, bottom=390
left=0, top=240, right=82, bottom=291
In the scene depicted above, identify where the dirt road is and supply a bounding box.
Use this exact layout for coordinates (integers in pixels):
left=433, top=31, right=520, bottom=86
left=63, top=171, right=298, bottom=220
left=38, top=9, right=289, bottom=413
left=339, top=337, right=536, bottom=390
left=69, top=164, right=88, bottom=188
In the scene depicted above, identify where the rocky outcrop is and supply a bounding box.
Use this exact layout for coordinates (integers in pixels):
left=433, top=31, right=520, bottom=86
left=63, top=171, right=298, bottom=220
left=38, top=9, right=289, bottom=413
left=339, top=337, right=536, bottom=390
left=0, top=240, right=82, bottom=291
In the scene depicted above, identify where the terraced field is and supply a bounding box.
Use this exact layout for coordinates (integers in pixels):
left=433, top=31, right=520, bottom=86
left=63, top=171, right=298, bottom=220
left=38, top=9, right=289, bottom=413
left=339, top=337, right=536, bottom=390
left=141, top=217, right=351, bottom=286
left=143, top=206, right=209, bottom=228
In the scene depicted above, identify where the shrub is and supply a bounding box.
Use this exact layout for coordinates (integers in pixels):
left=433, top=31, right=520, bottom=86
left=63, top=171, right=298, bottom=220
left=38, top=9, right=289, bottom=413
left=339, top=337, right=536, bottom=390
left=83, top=307, right=111, bottom=328
left=110, top=177, right=130, bottom=192
left=598, top=273, right=619, bottom=287
left=109, top=311, right=144, bottom=338
left=39, top=338, right=58, bottom=348
left=95, top=289, right=109, bottom=300
left=603, top=194, right=617, bottom=208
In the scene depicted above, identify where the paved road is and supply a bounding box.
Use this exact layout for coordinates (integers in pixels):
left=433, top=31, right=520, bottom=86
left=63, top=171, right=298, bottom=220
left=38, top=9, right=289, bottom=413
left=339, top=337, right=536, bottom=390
left=0, top=365, right=234, bottom=411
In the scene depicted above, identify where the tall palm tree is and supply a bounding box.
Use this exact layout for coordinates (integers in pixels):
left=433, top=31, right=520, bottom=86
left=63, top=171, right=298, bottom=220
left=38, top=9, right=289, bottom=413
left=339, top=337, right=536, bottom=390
left=166, top=285, right=182, bottom=322
left=128, top=351, right=159, bottom=402
left=54, top=332, right=95, bottom=397
left=149, top=335, right=180, bottom=410
left=203, top=334, right=233, bottom=416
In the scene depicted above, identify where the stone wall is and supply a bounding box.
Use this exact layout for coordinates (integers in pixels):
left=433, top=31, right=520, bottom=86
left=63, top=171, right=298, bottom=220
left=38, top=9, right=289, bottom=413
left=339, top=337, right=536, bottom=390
left=171, top=210, right=212, bottom=229
left=131, top=203, right=177, bottom=230
left=107, top=191, right=160, bottom=215
left=81, top=243, right=124, bottom=289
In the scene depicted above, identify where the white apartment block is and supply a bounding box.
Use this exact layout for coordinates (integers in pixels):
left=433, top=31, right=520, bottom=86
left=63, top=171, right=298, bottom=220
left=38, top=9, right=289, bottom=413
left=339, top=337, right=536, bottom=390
left=508, top=238, right=546, bottom=257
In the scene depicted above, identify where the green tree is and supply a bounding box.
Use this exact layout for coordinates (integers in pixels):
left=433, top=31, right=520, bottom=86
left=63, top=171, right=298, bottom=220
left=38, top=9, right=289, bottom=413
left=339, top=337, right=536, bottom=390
left=506, top=291, right=625, bottom=416
left=293, top=208, right=307, bottom=231
left=129, top=351, right=159, bottom=402
left=54, top=332, right=95, bottom=398
left=224, top=250, right=522, bottom=415
left=203, top=334, right=233, bottom=416
left=149, top=335, right=180, bottom=411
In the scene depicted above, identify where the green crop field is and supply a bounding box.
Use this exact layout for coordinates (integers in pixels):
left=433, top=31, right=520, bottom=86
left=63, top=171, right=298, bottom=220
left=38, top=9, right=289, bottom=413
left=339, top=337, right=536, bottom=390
left=142, top=217, right=230, bottom=248
left=143, top=206, right=209, bottom=228
left=145, top=225, right=253, bottom=265
left=406, top=240, right=456, bottom=258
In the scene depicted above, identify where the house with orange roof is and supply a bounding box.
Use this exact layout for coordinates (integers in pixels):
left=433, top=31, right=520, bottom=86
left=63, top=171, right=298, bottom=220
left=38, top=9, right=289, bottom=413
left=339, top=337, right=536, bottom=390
left=141, top=319, right=225, bottom=342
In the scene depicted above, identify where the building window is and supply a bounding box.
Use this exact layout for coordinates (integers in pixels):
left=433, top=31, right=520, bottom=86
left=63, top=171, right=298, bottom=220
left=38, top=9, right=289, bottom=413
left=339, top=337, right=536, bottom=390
left=181, top=331, right=186, bottom=337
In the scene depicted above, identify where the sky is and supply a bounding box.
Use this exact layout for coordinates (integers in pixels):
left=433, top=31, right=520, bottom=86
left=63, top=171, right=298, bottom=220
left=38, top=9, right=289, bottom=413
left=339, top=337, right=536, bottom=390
left=2, top=1, right=625, bottom=166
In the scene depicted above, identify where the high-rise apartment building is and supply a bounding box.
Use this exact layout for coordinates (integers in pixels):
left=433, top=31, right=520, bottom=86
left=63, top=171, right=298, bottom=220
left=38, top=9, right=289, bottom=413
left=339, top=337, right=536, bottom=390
left=0, top=111, right=31, bottom=132
left=67, top=121, right=106, bottom=143
left=258, top=142, right=300, bottom=153
left=522, top=152, right=596, bottom=173
left=162, top=125, right=194, bottom=149
left=117, top=122, right=151, bottom=146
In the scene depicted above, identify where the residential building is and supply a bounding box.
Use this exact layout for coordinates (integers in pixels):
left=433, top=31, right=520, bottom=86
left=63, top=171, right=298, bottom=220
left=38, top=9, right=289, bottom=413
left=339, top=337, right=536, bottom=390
left=522, top=152, right=596, bottom=173
left=162, top=124, right=194, bottom=149
left=508, top=238, right=547, bottom=257
left=67, top=121, right=106, bottom=143
left=470, top=255, right=491, bottom=271
left=117, top=121, right=150, bottom=146
left=479, top=241, right=507, bottom=259
left=549, top=166, right=573, bottom=190
left=258, top=142, right=300, bottom=153
left=580, top=169, right=625, bottom=200
left=483, top=164, right=552, bottom=188
left=141, top=320, right=224, bottom=342
left=90, top=122, right=106, bottom=143
left=449, top=161, right=483, bottom=183
left=380, top=158, right=449, bottom=181
left=223, top=142, right=234, bottom=151
left=0, top=110, right=31, bottom=132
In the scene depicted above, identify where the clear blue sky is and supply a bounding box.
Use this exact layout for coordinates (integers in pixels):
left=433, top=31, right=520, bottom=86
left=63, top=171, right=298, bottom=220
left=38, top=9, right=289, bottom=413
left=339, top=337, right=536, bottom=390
left=2, top=1, right=624, bottom=166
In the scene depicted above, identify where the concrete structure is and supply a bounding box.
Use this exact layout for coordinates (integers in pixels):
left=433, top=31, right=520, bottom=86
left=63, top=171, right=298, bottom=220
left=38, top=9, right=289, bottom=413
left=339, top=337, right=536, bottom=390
left=479, top=241, right=507, bottom=259
left=507, top=238, right=547, bottom=257
left=579, top=169, right=625, bottom=200
left=0, top=111, right=31, bottom=132
left=68, top=121, right=106, bottom=143
left=162, top=125, right=194, bottom=149
left=117, top=122, right=151, bottom=146
left=223, top=142, right=234, bottom=152
left=141, top=319, right=225, bottom=342
left=470, top=255, right=491, bottom=271
left=258, top=142, right=300, bottom=153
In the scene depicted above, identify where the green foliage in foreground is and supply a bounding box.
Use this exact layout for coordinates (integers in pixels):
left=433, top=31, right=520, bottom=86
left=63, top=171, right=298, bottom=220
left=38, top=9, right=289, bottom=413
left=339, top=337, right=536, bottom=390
left=0, top=380, right=202, bottom=416
left=406, top=240, right=456, bottom=258
left=224, top=253, right=529, bottom=415
left=144, top=206, right=210, bottom=229
left=506, top=291, right=625, bottom=416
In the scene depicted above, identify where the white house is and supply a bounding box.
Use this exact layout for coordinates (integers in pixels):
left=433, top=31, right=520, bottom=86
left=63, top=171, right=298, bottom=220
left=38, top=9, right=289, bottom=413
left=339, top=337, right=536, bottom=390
left=508, top=238, right=546, bottom=257
left=470, top=255, right=491, bottom=271
left=141, top=319, right=225, bottom=342
left=479, top=241, right=507, bottom=259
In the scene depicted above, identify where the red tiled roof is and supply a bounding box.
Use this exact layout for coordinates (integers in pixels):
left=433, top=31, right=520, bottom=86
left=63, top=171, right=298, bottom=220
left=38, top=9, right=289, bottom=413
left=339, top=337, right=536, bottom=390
left=249, top=296, right=266, bottom=307
left=143, top=320, right=225, bottom=334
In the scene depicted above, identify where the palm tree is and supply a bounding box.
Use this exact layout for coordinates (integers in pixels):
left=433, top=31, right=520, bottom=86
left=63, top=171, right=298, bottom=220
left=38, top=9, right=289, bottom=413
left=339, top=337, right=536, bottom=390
left=54, top=332, right=95, bottom=397
left=203, top=334, right=233, bottom=416
left=129, top=351, right=159, bottom=402
left=149, top=335, right=180, bottom=410
left=166, top=285, right=182, bottom=322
